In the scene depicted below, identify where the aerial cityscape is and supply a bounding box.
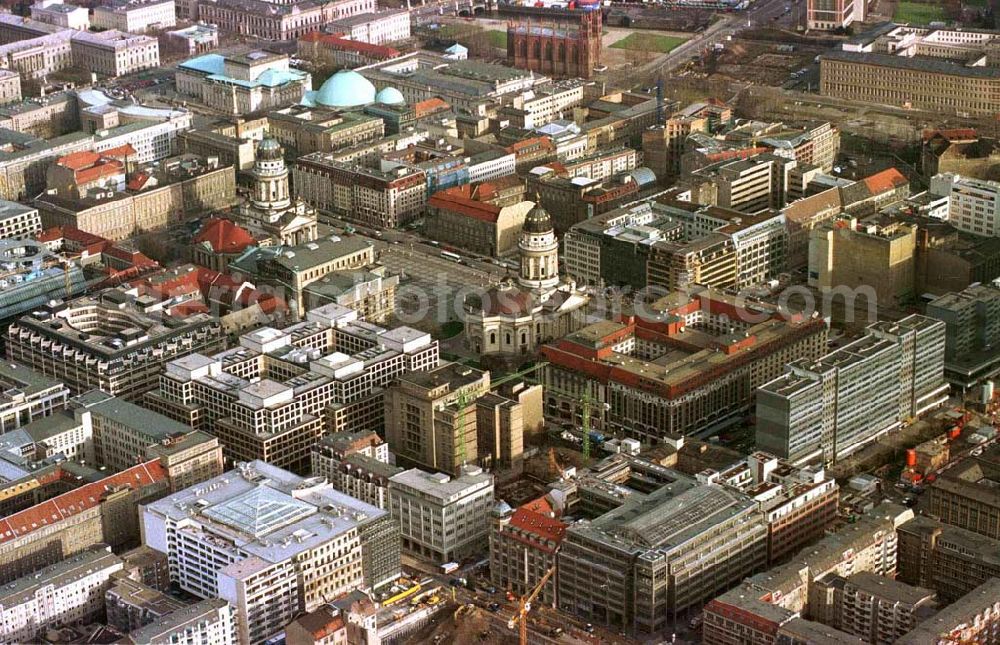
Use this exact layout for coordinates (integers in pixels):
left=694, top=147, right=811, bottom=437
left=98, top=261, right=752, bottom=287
left=0, top=0, right=998, bottom=642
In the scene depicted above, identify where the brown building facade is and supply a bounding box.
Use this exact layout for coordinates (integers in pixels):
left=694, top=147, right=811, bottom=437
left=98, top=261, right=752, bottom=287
left=507, top=10, right=601, bottom=79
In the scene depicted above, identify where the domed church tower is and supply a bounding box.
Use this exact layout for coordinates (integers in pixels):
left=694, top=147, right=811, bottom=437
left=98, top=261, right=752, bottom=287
left=237, top=138, right=317, bottom=246
left=250, top=137, right=291, bottom=210
left=518, top=199, right=560, bottom=292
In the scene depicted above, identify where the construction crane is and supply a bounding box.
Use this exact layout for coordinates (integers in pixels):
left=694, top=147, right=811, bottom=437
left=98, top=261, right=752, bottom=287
left=507, top=565, right=555, bottom=645
left=546, top=381, right=602, bottom=460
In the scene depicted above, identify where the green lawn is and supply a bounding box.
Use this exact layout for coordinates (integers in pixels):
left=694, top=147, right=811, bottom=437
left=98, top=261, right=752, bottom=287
left=610, top=32, right=688, bottom=53
left=487, top=30, right=507, bottom=48
left=893, top=1, right=947, bottom=23
left=438, top=320, right=465, bottom=339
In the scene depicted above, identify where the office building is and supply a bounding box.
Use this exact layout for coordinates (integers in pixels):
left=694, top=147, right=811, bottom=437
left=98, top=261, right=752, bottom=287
left=807, top=0, right=865, bottom=30
left=146, top=305, right=438, bottom=472
left=927, top=443, right=1000, bottom=540
left=926, top=283, right=1000, bottom=388
left=30, top=0, right=90, bottom=29
left=490, top=494, right=567, bottom=608
left=7, top=292, right=224, bottom=399
left=808, top=216, right=918, bottom=307
left=142, top=460, right=400, bottom=644
left=756, top=315, right=948, bottom=465
left=501, top=80, right=586, bottom=129
left=693, top=152, right=798, bottom=214
left=388, top=465, right=494, bottom=562
left=176, top=51, right=312, bottom=116
left=425, top=181, right=533, bottom=257
left=0, top=545, right=123, bottom=644
left=0, top=200, right=40, bottom=241
left=293, top=153, right=426, bottom=228
left=384, top=362, right=491, bottom=475
left=563, top=197, right=788, bottom=291
left=0, top=460, right=169, bottom=584
left=931, top=172, right=1000, bottom=237
left=0, top=361, right=69, bottom=434
left=557, top=475, right=768, bottom=633
left=310, top=430, right=402, bottom=509
left=541, top=288, right=828, bottom=441
left=821, top=49, right=1000, bottom=117
left=92, top=0, right=175, bottom=33
left=36, top=153, right=235, bottom=241
left=268, top=105, right=384, bottom=156
left=327, top=9, right=410, bottom=45
left=896, top=515, right=1000, bottom=603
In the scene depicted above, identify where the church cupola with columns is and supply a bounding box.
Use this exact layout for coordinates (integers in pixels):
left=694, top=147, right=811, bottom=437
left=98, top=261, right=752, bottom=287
left=237, top=137, right=318, bottom=246
left=518, top=199, right=560, bottom=291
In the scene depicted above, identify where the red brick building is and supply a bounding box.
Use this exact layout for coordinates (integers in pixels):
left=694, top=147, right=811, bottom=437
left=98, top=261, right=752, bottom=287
left=507, top=10, right=601, bottom=79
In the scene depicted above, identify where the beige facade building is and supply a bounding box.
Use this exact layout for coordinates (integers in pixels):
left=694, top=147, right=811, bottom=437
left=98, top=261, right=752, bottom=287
left=176, top=51, right=311, bottom=116
left=927, top=443, right=1000, bottom=540
left=36, top=155, right=236, bottom=241
left=808, top=216, right=917, bottom=307
left=425, top=183, right=534, bottom=257
left=197, top=0, right=375, bottom=42
left=268, top=105, right=384, bottom=156
left=30, top=0, right=90, bottom=29
left=821, top=50, right=1000, bottom=116
left=384, top=362, right=491, bottom=476
left=92, top=0, right=175, bottom=33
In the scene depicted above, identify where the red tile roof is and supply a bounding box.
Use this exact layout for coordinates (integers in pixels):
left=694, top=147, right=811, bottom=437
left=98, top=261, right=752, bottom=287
left=863, top=168, right=908, bottom=195
left=127, top=173, right=151, bottom=191
left=922, top=128, right=977, bottom=142
left=414, top=97, right=449, bottom=118
left=102, top=143, right=137, bottom=159
left=428, top=185, right=503, bottom=223
left=299, top=31, right=400, bottom=59
left=57, top=151, right=102, bottom=171
left=508, top=506, right=567, bottom=546
left=194, top=217, right=255, bottom=254
left=0, top=460, right=168, bottom=545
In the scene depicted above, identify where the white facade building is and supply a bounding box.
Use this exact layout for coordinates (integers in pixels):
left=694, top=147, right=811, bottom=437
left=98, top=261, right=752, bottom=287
left=93, top=110, right=193, bottom=164
left=30, top=0, right=89, bottom=30
left=70, top=30, right=159, bottom=77
left=128, top=599, right=237, bottom=645
left=328, top=9, right=410, bottom=45
left=0, top=201, right=41, bottom=240
left=931, top=172, right=1000, bottom=237
left=141, top=461, right=399, bottom=645
left=388, top=465, right=494, bottom=562
left=0, top=546, right=123, bottom=644
left=92, top=0, right=176, bottom=33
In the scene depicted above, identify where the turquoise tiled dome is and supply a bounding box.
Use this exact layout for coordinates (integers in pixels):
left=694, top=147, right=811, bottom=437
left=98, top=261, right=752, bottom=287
left=314, top=70, right=376, bottom=108
left=375, top=87, right=405, bottom=105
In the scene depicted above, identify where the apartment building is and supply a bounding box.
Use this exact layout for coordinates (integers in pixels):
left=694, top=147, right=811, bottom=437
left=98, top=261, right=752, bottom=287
left=142, top=461, right=400, bottom=644
left=895, top=578, right=1000, bottom=645
left=145, top=304, right=438, bottom=473
left=820, top=50, right=1000, bottom=116
left=926, top=283, right=1000, bottom=388
left=327, top=9, right=410, bottom=45
left=930, top=172, right=1000, bottom=237
left=812, top=572, right=937, bottom=644
left=756, top=315, right=948, bottom=465
left=0, top=460, right=169, bottom=585
left=541, top=288, right=828, bottom=441
left=807, top=0, right=864, bottom=30
left=6, top=292, right=224, bottom=399
left=927, top=443, right=1000, bottom=539
left=558, top=477, right=768, bottom=634
left=127, top=599, right=237, bottom=645
left=310, top=430, right=402, bottom=509
left=384, top=362, right=491, bottom=475
left=176, top=51, right=311, bottom=116
left=293, top=154, right=427, bottom=228
left=896, top=515, right=1000, bottom=603
left=0, top=545, right=123, bottom=644
left=92, top=0, right=175, bottom=33
left=388, top=465, right=494, bottom=562
left=490, top=494, right=567, bottom=608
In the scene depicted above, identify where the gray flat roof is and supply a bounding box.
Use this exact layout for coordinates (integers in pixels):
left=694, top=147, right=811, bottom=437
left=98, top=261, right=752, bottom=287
left=824, top=49, right=1000, bottom=79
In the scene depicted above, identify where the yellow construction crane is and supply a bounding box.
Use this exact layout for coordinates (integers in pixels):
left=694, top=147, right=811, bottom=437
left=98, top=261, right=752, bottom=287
left=507, top=565, right=555, bottom=645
